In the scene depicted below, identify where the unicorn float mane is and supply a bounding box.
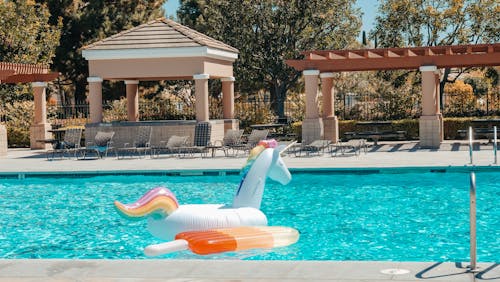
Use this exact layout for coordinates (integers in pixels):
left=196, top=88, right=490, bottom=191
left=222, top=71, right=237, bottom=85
left=232, top=139, right=290, bottom=209
left=114, top=187, right=179, bottom=220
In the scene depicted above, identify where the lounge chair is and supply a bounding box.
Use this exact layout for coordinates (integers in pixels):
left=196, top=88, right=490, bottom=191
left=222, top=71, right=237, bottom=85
left=216, top=129, right=244, bottom=157
left=332, top=139, right=367, bottom=157
left=47, top=127, right=83, bottom=160
left=178, top=122, right=212, bottom=158
left=117, top=126, right=152, bottom=159
left=232, top=129, right=269, bottom=155
left=152, top=135, right=189, bottom=158
left=77, top=131, right=115, bottom=159
left=294, top=139, right=331, bottom=157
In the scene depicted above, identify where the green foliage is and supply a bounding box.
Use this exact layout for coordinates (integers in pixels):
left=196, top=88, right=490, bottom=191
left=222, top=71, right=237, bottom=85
left=371, top=0, right=499, bottom=47
left=37, top=0, right=165, bottom=102
left=0, top=1, right=61, bottom=103
left=178, top=0, right=361, bottom=117
left=374, top=80, right=416, bottom=120
left=0, top=1, right=61, bottom=64
left=370, top=0, right=499, bottom=112
left=443, top=117, right=473, bottom=139
left=2, top=101, right=33, bottom=147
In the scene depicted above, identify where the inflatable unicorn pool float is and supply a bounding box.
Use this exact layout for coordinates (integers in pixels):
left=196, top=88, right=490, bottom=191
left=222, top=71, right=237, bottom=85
left=115, top=139, right=299, bottom=256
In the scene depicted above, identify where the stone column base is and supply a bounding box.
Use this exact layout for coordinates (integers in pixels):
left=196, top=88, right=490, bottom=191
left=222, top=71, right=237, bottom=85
left=224, top=119, right=239, bottom=132
left=323, top=116, right=339, bottom=142
left=302, top=118, right=323, bottom=145
left=0, top=124, right=7, bottom=157
left=30, top=123, right=52, bottom=150
left=419, top=115, right=443, bottom=148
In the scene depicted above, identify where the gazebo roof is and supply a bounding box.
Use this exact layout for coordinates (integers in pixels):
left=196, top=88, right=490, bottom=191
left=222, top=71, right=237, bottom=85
left=0, top=62, right=58, bottom=83
left=82, top=18, right=238, bottom=61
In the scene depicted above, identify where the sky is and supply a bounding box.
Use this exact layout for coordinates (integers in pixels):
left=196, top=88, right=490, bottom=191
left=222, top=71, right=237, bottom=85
left=163, top=0, right=380, bottom=37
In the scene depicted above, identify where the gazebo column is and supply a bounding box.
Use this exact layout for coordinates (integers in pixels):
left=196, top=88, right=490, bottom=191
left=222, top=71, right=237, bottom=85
left=221, top=76, right=237, bottom=131
left=88, top=76, right=103, bottom=123
left=320, top=72, right=339, bottom=142
left=125, top=80, right=139, bottom=121
left=419, top=66, right=443, bottom=148
left=29, top=82, right=52, bottom=149
left=194, top=74, right=209, bottom=122
left=302, top=70, right=323, bottom=144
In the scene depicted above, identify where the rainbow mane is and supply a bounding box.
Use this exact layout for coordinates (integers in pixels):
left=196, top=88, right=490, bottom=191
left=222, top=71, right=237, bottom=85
left=114, top=187, right=179, bottom=220
left=236, top=139, right=277, bottom=195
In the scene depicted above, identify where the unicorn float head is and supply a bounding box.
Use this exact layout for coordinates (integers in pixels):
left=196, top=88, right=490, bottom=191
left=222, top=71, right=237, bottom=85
left=114, top=139, right=292, bottom=241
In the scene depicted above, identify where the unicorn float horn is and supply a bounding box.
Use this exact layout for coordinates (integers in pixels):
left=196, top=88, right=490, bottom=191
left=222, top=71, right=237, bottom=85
left=114, top=187, right=179, bottom=220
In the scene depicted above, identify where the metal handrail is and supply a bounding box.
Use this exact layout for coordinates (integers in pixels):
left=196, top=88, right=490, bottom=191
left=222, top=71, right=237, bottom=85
left=469, top=126, right=473, bottom=164
left=469, top=172, right=477, bottom=272
left=494, top=126, right=497, bottom=164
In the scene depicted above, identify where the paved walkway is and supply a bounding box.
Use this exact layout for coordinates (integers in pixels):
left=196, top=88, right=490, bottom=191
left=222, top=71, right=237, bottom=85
left=1, top=140, right=499, bottom=281
left=1, top=141, right=499, bottom=173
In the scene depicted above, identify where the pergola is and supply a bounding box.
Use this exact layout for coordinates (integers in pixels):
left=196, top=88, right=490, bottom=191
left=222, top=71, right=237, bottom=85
left=81, top=18, right=239, bottom=131
left=0, top=62, right=59, bottom=150
left=286, top=43, right=500, bottom=147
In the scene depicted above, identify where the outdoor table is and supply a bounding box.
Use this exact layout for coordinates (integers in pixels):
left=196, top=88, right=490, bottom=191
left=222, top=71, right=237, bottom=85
left=355, top=121, right=392, bottom=145
left=203, top=145, right=222, bottom=158
left=250, top=123, right=286, bottom=137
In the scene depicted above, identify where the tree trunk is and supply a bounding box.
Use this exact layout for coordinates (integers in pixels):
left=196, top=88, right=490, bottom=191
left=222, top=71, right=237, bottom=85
left=439, top=68, right=452, bottom=112
left=269, top=81, right=286, bottom=118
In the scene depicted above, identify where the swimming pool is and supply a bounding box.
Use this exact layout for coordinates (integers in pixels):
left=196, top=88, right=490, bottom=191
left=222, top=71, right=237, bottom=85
left=0, top=168, right=498, bottom=261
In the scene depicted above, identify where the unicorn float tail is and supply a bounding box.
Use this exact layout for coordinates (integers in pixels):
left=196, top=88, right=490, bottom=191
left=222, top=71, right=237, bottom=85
left=114, top=187, right=179, bottom=220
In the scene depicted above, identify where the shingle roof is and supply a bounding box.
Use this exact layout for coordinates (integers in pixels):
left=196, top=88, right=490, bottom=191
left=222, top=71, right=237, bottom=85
left=83, top=18, right=239, bottom=54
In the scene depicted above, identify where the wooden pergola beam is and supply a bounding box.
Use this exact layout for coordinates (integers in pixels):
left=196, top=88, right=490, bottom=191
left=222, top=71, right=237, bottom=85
left=0, top=62, right=58, bottom=83
left=287, top=43, right=500, bottom=72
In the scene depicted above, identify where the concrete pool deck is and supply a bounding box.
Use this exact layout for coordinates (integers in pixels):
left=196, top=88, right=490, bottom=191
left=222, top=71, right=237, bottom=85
left=1, top=140, right=499, bottom=281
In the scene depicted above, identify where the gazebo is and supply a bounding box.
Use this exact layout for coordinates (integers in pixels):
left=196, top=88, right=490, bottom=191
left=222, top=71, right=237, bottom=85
left=286, top=43, right=500, bottom=148
left=81, top=18, right=239, bottom=145
left=0, top=62, right=59, bottom=152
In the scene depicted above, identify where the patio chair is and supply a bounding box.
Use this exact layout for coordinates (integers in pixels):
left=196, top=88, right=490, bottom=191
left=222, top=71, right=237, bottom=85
left=117, top=126, right=152, bottom=159
left=47, top=127, right=83, bottom=160
left=216, top=129, right=244, bottom=157
left=294, top=139, right=331, bottom=157
left=331, top=139, right=367, bottom=157
left=152, top=135, right=189, bottom=158
left=178, top=122, right=212, bottom=158
left=77, top=131, right=115, bottom=159
left=232, top=129, right=269, bottom=155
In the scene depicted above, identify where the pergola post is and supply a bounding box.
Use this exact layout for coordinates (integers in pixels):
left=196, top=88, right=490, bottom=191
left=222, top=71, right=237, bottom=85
left=419, top=66, right=443, bottom=148
left=30, top=82, right=52, bottom=149
left=302, top=70, right=323, bottom=144
left=320, top=72, right=339, bottom=142
left=88, top=76, right=103, bottom=123
left=221, top=76, right=237, bottom=131
left=194, top=74, right=210, bottom=122
left=125, top=80, right=139, bottom=122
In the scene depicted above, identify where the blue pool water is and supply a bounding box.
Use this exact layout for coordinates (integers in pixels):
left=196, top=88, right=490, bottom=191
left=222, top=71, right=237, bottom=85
left=0, top=169, right=498, bottom=261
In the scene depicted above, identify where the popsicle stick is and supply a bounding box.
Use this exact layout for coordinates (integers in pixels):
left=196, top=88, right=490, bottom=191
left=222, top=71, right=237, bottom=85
left=144, top=239, right=189, bottom=256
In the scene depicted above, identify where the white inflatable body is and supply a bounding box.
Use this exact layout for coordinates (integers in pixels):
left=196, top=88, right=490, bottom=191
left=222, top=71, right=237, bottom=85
left=147, top=204, right=267, bottom=240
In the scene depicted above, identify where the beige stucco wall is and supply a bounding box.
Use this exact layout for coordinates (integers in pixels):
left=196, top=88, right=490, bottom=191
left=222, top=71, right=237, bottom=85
left=88, top=57, right=233, bottom=81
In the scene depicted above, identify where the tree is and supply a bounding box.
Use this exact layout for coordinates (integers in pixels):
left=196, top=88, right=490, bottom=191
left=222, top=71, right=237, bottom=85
left=177, top=0, right=361, bottom=117
left=444, top=80, right=475, bottom=116
left=0, top=0, right=61, bottom=102
left=37, top=0, right=165, bottom=102
left=370, top=0, right=500, bottom=111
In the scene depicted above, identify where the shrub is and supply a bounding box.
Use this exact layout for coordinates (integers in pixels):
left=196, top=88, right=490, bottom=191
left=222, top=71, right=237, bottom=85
left=3, top=101, right=33, bottom=147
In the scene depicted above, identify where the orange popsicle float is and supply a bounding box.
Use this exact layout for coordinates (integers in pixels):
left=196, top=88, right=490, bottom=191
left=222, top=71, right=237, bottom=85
left=144, top=226, right=299, bottom=256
